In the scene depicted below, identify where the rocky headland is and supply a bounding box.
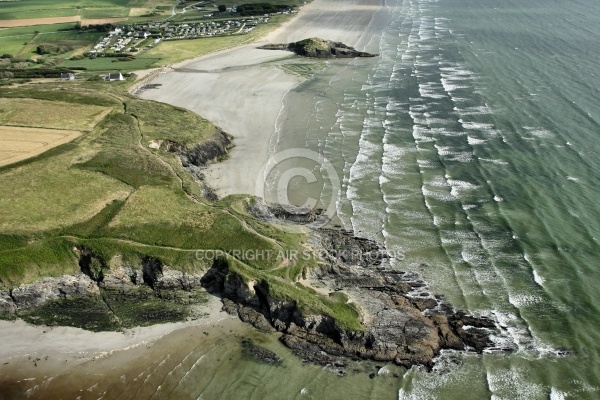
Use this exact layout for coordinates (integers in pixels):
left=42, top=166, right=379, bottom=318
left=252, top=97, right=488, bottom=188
left=0, top=202, right=500, bottom=371
left=201, top=217, right=498, bottom=371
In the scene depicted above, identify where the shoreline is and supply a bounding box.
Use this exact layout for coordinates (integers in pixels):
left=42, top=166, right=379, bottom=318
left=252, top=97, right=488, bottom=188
left=0, top=294, right=232, bottom=363
left=138, top=0, right=384, bottom=198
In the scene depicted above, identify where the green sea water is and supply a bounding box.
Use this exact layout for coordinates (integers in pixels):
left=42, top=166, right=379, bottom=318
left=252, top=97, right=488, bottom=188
left=271, top=0, right=600, bottom=397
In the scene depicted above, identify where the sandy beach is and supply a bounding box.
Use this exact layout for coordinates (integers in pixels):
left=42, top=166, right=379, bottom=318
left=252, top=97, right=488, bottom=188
left=139, top=0, right=383, bottom=198
left=0, top=295, right=240, bottom=396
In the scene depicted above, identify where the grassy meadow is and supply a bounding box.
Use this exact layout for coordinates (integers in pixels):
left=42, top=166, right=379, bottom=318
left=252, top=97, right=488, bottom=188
left=0, top=0, right=363, bottom=332
left=0, top=0, right=132, bottom=20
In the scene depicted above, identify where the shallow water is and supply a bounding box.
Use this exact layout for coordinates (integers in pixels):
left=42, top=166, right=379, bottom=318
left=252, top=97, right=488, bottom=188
left=271, top=0, right=600, bottom=397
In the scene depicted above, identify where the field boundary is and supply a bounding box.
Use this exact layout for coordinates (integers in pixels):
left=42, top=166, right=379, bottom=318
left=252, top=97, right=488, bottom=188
left=0, top=16, right=81, bottom=28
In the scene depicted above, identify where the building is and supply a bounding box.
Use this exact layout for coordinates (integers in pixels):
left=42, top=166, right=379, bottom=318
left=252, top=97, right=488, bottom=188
left=60, top=72, right=75, bottom=80
left=105, top=73, right=124, bottom=81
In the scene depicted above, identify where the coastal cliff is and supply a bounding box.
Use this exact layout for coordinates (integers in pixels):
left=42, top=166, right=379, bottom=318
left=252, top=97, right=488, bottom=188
left=259, top=38, right=377, bottom=58
left=0, top=254, right=208, bottom=331
left=0, top=208, right=498, bottom=370
left=201, top=228, right=496, bottom=370
left=160, top=130, right=233, bottom=199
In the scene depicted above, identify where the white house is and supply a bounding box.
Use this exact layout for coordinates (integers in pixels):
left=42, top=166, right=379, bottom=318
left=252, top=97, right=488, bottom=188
left=105, top=73, right=124, bottom=81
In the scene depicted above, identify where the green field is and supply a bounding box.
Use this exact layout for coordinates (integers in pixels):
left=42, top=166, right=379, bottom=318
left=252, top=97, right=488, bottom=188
left=0, top=77, right=361, bottom=331
left=80, top=7, right=131, bottom=19
left=0, top=22, right=78, bottom=36
left=0, top=23, right=95, bottom=58
left=0, top=0, right=132, bottom=20
left=0, top=7, right=78, bottom=20
left=0, top=34, right=33, bottom=56
left=60, top=56, right=161, bottom=71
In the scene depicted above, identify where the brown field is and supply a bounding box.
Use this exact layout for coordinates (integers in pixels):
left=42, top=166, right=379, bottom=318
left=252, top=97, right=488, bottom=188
left=80, top=17, right=128, bottom=26
left=0, top=125, right=81, bottom=167
left=129, top=8, right=152, bottom=17
left=0, top=98, right=111, bottom=131
left=0, top=16, right=81, bottom=28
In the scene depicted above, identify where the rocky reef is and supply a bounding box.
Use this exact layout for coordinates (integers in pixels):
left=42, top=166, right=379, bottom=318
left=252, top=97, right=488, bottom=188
left=259, top=37, right=377, bottom=58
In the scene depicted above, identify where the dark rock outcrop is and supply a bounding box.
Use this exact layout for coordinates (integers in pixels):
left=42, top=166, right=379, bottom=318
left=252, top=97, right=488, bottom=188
left=160, top=131, right=233, bottom=200
left=77, top=247, right=107, bottom=283
left=8, top=274, right=100, bottom=312
left=259, top=37, right=377, bottom=59
left=201, top=230, right=497, bottom=370
left=241, top=339, right=282, bottom=364
left=161, top=131, right=233, bottom=169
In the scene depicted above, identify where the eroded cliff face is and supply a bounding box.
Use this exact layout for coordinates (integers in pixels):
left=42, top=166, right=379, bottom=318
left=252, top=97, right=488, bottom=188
left=163, top=131, right=233, bottom=167
left=200, top=230, right=498, bottom=370
left=160, top=130, right=233, bottom=199
left=0, top=251, right=208, bottom=330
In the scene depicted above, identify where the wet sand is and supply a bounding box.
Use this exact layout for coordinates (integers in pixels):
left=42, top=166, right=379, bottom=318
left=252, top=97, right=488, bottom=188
left=0, top=295, right=234, bottom=397
left=139, top=0, right=383, bottom=198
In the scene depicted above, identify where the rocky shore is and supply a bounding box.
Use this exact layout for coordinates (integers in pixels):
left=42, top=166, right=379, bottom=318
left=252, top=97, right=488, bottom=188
left=0, top=204, right=499, bottom=371
left=0, top=253, right=209, bottom=331
left=201, top=225, right=498, bottom=371
left=259, top=37, right=378, bottom=58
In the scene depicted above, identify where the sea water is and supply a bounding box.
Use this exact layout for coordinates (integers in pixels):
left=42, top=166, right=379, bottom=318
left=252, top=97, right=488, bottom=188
left=271, top=0, right=600, bottom=397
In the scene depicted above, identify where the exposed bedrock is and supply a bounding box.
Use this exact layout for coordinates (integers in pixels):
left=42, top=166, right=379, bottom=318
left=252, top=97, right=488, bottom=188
left=259, top=38, right=378, bottom=59
left=201, top=229, right=498, bottom=370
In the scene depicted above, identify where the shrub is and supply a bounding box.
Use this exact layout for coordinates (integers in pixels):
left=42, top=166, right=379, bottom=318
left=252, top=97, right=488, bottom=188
left=36, top=44, right=73, bottom=56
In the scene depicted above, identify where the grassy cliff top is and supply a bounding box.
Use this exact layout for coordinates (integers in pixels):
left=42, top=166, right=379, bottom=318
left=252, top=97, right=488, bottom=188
left=0, top=79, right=363, bottom=332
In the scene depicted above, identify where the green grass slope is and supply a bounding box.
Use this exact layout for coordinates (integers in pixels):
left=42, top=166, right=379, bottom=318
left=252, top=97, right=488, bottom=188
left=0, top=80, right=362, bottom=332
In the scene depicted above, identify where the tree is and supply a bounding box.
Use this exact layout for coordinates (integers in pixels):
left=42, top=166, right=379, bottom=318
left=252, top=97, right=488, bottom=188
left=218, top=4, right=226, bottom=12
